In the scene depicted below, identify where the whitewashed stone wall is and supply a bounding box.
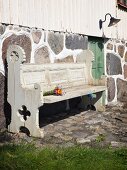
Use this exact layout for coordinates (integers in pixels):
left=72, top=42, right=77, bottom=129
left=105, top=39, right=127, bottom=104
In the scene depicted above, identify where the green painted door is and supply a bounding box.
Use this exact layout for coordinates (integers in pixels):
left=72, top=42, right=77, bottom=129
left=88, top=37, right=104, bottom=79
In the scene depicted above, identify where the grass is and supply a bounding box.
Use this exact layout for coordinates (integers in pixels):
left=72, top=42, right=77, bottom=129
left=0, top=143, right=127, bottom=170
left=95, top=134, right=105, bottom=143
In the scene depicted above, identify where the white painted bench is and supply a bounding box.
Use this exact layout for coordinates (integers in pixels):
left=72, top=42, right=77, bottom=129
left=7, top=45, right=106, bottom=137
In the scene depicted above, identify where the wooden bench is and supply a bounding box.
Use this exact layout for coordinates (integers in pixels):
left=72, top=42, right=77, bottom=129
left=7, top=45, right=106, bottom=137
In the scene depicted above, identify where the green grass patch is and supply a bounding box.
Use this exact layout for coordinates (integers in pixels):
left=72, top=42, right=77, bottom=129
left=95, top=134, right=105, bottom=143
left=0, top=144, right=127, bottom=170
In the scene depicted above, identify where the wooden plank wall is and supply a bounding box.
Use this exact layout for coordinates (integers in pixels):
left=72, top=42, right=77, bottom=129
left=0, top=0, right=126, bottom=39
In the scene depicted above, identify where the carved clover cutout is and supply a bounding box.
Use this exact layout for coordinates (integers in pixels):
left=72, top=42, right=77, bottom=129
left=10, top=51, right=19, bottom=62
left=18, top=105, right=31, bottom=121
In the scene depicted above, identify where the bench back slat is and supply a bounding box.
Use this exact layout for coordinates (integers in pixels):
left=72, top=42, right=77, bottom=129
left=21, top=63, right=88, bottom=91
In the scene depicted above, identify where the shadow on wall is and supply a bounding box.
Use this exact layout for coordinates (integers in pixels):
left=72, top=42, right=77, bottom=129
left=4, top=59, right=11, bottom=128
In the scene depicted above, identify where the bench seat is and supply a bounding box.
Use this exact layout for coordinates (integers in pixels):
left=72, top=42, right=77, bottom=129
left=43, top=85, right=106, bottom=103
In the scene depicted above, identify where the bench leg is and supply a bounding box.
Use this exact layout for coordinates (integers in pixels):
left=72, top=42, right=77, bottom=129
left=23, top=109, right=44, bottom=138
left=81, top=91, right=105, bottom=112
left=22, top=89, right=44, bottom=137
left=9, top=87, right=44, bottom=138
left=9, top=108, right=44, bottom=138
left=93, top=91, right=105, bottom=112
left=9, top=108, right=25, bottom=134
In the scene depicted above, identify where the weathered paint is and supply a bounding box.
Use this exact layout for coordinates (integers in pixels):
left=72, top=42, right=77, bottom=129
left=88, top=37, right=104, bottom=79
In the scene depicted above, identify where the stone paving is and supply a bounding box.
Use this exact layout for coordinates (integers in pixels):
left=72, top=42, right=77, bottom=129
left=1, top=104, right=127, bottom=148
left=39, top=104, right=127, bottom=148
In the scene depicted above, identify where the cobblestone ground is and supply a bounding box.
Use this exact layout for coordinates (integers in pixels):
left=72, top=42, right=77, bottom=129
left=1, top=103, right=127, bottom=148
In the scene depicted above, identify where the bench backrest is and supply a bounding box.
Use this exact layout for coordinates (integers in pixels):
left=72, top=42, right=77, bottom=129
left=20, top=63, right=89, bottom=91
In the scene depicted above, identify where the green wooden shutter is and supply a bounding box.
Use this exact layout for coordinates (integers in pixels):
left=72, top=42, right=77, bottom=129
left=88, top=37, right=104, bottom=79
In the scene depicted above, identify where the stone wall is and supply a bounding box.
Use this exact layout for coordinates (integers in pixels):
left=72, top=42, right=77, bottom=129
left=0, top=23, right=88, bottom=130
left=105, top=39, right=127, bottom=103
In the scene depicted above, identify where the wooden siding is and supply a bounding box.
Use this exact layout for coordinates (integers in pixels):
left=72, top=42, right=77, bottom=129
left=117, top=7, right=127, bottom=40
left=0, top=0, right=126, bottom=39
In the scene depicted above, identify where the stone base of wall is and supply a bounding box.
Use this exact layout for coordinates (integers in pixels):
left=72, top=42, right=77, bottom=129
left=105, top=40, right=127, bottom=103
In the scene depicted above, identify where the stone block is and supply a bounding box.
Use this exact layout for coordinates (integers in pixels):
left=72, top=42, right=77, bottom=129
left=13, top=26, right=21, bottom=32
left=65, top=34, right=88, bottom=50
left=48, top=32, right=64, bottom=54
left=124, top=64, right=127, bottom=79
left=0, top=24, right=6, bottom=35
left=121, top=39, right=125, bottom=44
left=76, top=49, right=93, bottom=63
left=55, top=55, right=74, bottom=63
left=32, top=30, right=42, bottom=44
left=34, top=46, right=50, bottom=64
left=0, top=73, right=6, bottom=130
left=111, top=141, right=127, bottom=148
left=106, top=53, right=122, bottom=75
left=117, top=78, right=127, bottom=102
left=22, top=27, right=30, bottom=33
left=107, top=43, right=113, bottom=50
left=114, top=45, right=116, bottom=52
left=2, top=34, right=31, bottom=64
left=118, top=45, right=125, bottom=58
left=107, top=77, right=115, bottom=102
left=76, top=138, right=91, bottom=144
left=116, top=40, right=120, bottom=43
left=8, top=25, right=13, bottom=30
left=124, top=51, right=127, bottom=62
